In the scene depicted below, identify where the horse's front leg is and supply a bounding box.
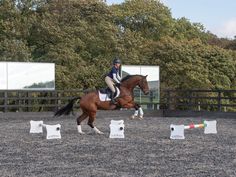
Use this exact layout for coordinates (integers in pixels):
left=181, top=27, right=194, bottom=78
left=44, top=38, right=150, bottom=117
left=131, top=103, right=144, bottom=120
left=130, top=103, right=139, bottom=119
left=121, top=102, right=144, bottom=120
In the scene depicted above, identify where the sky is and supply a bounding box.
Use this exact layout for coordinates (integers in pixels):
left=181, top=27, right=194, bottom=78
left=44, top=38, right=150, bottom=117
left=106, top=0, right=236, bottom=39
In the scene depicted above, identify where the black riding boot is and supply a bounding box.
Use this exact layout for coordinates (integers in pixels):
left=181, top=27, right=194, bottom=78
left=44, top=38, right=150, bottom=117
left=111, top=92, right=116, bottom=104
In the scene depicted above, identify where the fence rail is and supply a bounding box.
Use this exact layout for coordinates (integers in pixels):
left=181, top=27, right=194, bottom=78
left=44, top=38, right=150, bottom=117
left=163, top=89, right=236, bottom=112
left=0, top=90, right=83, bottom=112
left=0, top=89, right=159, bottom=112
left=1, top=89, right=236, bottom=112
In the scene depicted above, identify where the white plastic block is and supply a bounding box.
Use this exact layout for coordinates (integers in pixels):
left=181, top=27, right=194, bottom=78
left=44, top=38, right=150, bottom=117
left=30, top=120, right=43, bottom=133
left=170, top=124, right=185, bottom=139
left=110, top=120, right=124, bottom=125
left=109, top=120, right=124, bottom=138
left=45, top=124, right=61, bottom=139
left=204, top=120, right=217, bottom=134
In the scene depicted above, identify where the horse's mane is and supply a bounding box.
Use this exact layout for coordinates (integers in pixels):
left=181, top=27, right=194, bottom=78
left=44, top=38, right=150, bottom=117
left=121, top=75, right=142, bottom=82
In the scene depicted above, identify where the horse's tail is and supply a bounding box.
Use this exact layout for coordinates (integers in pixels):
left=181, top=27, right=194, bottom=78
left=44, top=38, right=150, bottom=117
left=54, top=96, right=81, bottom=116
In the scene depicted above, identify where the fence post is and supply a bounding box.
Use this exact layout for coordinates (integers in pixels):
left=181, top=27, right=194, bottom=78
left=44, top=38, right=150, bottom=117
left=198, top=101, right=201, bottom=111
left=4, top=91, right=8, bottom=112
left=147, top=90, right=153, bottom=110
left=57, top=92, right=61, bottom=111
left=154, top=103, right=157, bottom=110
left=166, top=90, right=170, bottom=110
left=217, top=90, right=222, bottom=111
left=26, top=91, right=29, bottom=112
left=188, top=90, right=192, bottom=110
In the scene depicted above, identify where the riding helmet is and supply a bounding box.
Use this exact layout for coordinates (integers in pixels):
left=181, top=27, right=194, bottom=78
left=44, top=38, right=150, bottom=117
left=113, top=57, right=121, bottom=65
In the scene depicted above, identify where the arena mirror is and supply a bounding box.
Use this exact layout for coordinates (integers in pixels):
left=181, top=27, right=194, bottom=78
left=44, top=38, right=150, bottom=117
left=0, top=62, right=55, bottom=90
left=122, top=65, right=160, bottom=109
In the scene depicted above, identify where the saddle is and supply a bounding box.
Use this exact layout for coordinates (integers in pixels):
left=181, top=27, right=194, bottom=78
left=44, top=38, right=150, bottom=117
left=98, top=86, right=120, bottom=101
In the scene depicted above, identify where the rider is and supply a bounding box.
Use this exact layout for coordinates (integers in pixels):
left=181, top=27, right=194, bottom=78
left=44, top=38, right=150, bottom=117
left=105, top=57, right=122, bottom=104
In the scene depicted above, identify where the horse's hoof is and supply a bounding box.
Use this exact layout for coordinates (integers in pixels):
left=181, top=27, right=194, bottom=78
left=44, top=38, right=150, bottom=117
left=93, top=127, right=104, bottom=134
left=139, top=116, right=143, bottom=120
left=94, top=131, right=104, bottom=135
left=130, top=115, right=137, bottom=119
left=78, top=131, right=85, bottom=134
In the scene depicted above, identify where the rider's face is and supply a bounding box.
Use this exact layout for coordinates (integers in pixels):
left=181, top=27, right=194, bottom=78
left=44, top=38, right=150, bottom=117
left=115, top=63, right=121, bottom=68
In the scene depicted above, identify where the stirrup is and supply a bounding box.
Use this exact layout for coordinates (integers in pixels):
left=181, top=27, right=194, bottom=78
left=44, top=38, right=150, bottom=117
left=110, top=98, right=116, bottom=104
left=110, top=96, right=117, bottom=105
left=110, top=92, right=116, bottom=104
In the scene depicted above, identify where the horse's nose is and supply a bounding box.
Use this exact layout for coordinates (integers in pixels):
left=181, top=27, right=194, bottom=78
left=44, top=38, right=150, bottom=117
left=145, top=91, right=149, bottom=95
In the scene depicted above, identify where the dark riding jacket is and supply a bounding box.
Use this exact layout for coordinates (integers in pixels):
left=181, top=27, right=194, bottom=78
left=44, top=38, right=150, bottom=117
left=107, top=66, right=121, bottom=83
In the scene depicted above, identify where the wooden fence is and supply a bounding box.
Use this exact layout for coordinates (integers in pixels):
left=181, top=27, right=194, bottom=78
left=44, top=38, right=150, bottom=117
left=0, top=89, right=159, bottom=112
left=0, top=90, right=83, bottom=112
left=163, top=89, right=236, bottom=112
left=1, top=89, right=236, bottom=112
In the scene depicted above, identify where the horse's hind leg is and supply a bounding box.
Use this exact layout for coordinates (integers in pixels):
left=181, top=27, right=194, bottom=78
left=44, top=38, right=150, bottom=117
left=87, top=112, right=104, bottom=134
left=77, top=112, right=88, bottom=134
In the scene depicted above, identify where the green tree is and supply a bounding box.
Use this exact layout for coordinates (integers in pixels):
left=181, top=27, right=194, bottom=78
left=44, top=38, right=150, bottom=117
left=27, top=0, right=120, bottom=89
left=171, top=17, right=209, bottom=42
left=1, top=0, right=236, bottom=93
left=112, top=0, right=173, bottom=40
left=0, top=0, right=32, bottom=61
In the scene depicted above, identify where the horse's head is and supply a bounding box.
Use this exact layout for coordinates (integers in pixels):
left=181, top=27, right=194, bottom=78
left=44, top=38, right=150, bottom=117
left=121, top=74, right=149, bottom=95
left=138, top=75, right=149, bottom=95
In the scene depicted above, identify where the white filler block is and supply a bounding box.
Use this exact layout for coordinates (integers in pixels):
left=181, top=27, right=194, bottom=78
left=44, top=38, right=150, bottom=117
left=170, top=124, right=185, bottom=139
left=30, top=120, right=44, bottom=133
left=109, top=120, right=125, bottom=138
left=170, top=120, right=217, bottom=140
left=30, top=120, right=61, bottom=139
left=204, top=120, right=217, bottom=134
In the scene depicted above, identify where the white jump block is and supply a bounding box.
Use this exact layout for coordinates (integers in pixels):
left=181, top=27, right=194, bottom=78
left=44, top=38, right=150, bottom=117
left=204, top=120, right=217, bottom=134
left=109, top=120, right=125, bottom=138
left=45, top=124, right=61, bottom=139
left=170, top=120, right=217, bottom=140
left=30, top=120, right=43, bottom=133
left=170, top=124, right=185, bottom=139
left=30, top=120, right=61, bottom=139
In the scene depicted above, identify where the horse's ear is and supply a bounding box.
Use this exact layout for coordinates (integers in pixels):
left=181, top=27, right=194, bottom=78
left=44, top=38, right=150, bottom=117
left=145, top=75, right=148, bottom=78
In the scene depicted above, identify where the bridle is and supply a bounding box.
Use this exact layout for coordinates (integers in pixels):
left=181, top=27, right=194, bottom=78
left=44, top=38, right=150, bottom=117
left=138, top=77, right=148, bottom=93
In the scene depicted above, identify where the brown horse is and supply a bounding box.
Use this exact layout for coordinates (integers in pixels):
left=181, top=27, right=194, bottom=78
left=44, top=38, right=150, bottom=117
left=55, top=75, right=149, bottom=134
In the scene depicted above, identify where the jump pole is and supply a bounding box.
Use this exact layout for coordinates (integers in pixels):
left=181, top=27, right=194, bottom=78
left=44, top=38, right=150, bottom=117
left=170, top=120, right=217, bottom=139
left=184, top=123, right=205, bottom=129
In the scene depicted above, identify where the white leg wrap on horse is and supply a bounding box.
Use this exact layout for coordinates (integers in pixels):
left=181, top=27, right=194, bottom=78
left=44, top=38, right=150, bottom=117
left=93, top=127, right=104, bottom=134
left=139, top=107, right=144, bottom=119
left=77, top=125, right=85, bottom=134
left=134, top=110, right=138, bottom=116
left=131, top=110, right=139, bottom=119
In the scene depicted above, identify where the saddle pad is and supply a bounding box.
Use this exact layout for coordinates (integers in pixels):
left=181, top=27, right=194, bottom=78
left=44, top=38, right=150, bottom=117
left=98, top=87, right=120, bottom=102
